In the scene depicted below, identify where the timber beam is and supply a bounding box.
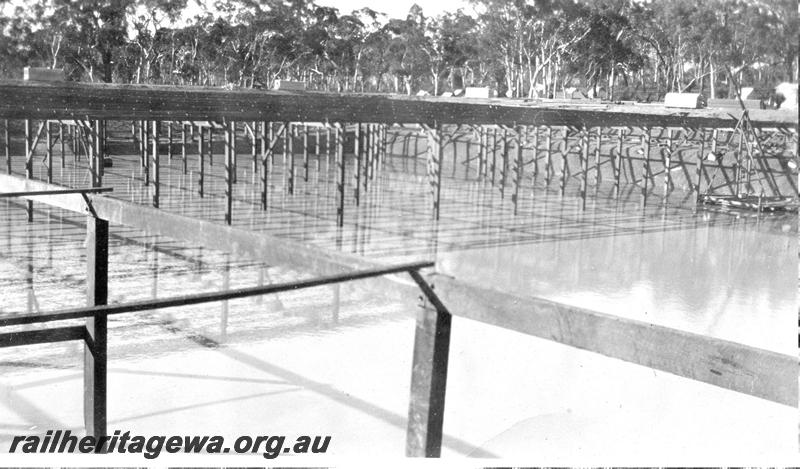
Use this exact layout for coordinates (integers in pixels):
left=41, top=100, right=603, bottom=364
left=426, top=273, right=796, bottom=407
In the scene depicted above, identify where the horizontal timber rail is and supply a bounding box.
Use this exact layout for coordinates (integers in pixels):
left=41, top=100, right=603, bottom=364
left=0, top=80, right=796, bottom=128
left=0, top=261, right=434, bottom=328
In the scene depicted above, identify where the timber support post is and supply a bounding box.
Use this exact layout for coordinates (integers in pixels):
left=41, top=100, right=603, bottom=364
left=512, top=126, right=524, bottom=215
left=544, top=126, right=552, bottom=186
left=4, top=119, right=9, bottom=174
left=198, top=126, right=205, bottom=198
left=84, top=214, right=108, bottom=440
left=406, top=270, right=451, bottom=458
left=335, top=122, right=345, bottom=227
left=151, top=120, right=160, bottom=207
left=25, top=118, right=32, bottom=221
left=614, top=128, right=623, bottom=196
left=424, top=124, right=443, bottom=221
left=46, top=121, right=52, bottom=183
left=225, top=120, right=235, bottom=225
left=353, top=123, right=361, bottom=205
left=580, top=126, right=589, bottom=209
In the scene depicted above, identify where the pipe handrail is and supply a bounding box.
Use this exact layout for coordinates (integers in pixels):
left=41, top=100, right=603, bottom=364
left=0, top=260, right=434, bottom=328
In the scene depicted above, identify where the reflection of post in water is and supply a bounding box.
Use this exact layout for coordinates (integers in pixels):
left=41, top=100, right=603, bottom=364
left=26, top=222, right=34, bottom=314
left=4, top=119, right=9, bottom=174
left=331, top=283, right=340, bottom=325
left=46, top=207, right=53, bottom=269
left=150, top=235, right=159, bottom=313
left=220, top=253, right=230, bottom=342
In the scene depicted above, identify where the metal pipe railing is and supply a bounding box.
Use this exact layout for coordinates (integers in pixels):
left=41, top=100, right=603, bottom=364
left=0, top=260, right=434, bottom=328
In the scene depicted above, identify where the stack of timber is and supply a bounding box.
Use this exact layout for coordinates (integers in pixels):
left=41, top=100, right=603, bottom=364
left=699, top=194, right=799, bottom=212
left=0, top=80, right=796, bottom=129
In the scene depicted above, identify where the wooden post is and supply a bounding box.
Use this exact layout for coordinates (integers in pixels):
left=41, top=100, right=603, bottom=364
left=531, top=126, right=539, bottom=183
left=335, top=123, right=345, bottom=227
left=303, top=123, right=309, bottom=182
left=664, top=128, right=673, bottom=197
left=225, top=120, right=235, bottom=224
left=490, top=127, right=498, bottom=185
left=252, top=121, right=258, bottom=176
left=380, top=123, right=387, bottom=171
left=580, top=126, right=589, bottom=209
left=315, top=126, right=321, bottom=173
left=325, top=126, right=332, bottom=174
left=735, top=125, right=743, bottom=196
left=181, top=123, right=187, bottom=174
left=198, top=125, right=205, bottom=198
left=139, top=120, right=146, bottom=171
left=84, top=215, right=108, bottom=439
left=25, top=119, right=32, bottom=221
left=46, top=121, right=52, bottom=183
left=208, top=126, right=214, bottom=166
left=544, top=126, right=552, bottom=186
left=642, top=127, right=651, bottom=198
left=151, top=120, right=160, bottom=207
left=406, top=271, right=451, bottom=458
left=478, top=126, right=487, bottom=180
left=282, top=122, right=289, bottom=190
left=353, top=123, right=361, bottom=205
left=512, top=126, right=524, bottom=215
left=452, top=129, right=458, bottom=178
left=4, top=119, right=9, bottom=174
left=413, top=130, right=420, bottom=174
left=364, top=124, right=372, bottom=192
left=614, top=128, right=623, bottom=196
left=426, top=125, right=443, bottom=220
left=94, top=120, right=104, bottom=187
left=500, top=127, right=509, bottom=197
left=696, top=129, right=705, bottom=196
left=559, top=126, right=568, bottom=196
left=594, top=127, right=601, bottom=187
left=59, top=123, right=65, bottom=169
left=370, top=123, right=377, bottom=180
left=288, top=123, right=295, bottom=195
left=143, top=121, right=150, bottom=186
left=464, top=128, right=471, bottom=179
left=261, top=121, right=269, bottom=210
left=167, top=122, right=173, bottom=162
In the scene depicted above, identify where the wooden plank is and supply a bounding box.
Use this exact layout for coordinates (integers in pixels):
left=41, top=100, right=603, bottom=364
left=428, top=273, right=796, bottom=407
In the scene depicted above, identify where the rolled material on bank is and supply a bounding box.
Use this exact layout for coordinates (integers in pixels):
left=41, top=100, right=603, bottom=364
left=664, top=92, right=706, bottom=109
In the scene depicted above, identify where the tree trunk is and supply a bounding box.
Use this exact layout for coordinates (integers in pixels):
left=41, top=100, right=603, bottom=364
left=710, top=61, right=716, bottom=98
left=608, top=66, right=615, bottom=101
left=102, top=50, right=113, bottom=83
